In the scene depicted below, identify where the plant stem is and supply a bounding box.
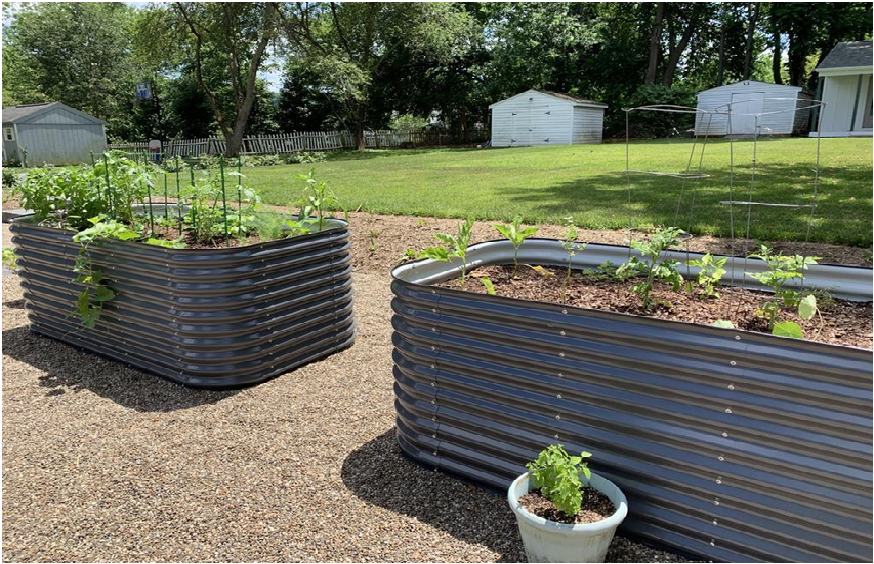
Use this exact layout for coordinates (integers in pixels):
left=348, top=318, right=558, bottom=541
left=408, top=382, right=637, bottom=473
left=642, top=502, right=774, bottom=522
left=175, top=157, right=182, bottom=234
left=102, top=153, right=113, bottom=217
left=219, top=155, right=229, bottom=247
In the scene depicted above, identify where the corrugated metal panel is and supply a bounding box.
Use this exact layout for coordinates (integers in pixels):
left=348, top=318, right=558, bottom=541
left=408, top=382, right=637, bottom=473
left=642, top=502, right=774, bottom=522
left=390, top=240, right=873, bottom=563
left=10, top=214, right=356, bottom=388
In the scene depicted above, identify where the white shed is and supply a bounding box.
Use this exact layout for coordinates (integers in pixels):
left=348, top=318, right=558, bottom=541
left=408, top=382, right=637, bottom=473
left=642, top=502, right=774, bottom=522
left=809, top=41, right=872, bottom=138
left=489, top=89, right=607, bottom=147
left=2, top=102, right=107, bottom=166
left=694, top=81, right=811, bottom=136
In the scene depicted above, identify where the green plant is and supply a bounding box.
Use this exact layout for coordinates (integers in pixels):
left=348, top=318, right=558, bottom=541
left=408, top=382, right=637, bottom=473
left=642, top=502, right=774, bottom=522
left=3, top=168, right=17, bottom=190
left=526, top=444, right=592, bottom=517
left=2, top=248, right=17, bottom=271
left=71, top=216, right=138, bottom=327
left=479, top=277, right=496, bottom=295
left=615, top=227, right=684, bottom=309
left=746, top=245, right=820, bottom=331
left=560, top=217, right=586, bottom=301
left=284, top=151, right=326, bottom=165
left=686, top=253, right=727, bottom=299
left=495, top=216, right=538, bottom=277
left=146, top=237, right=186, bottom=249
left=418, top=218, right=475, bottom=288
left=297, top=169, right=342, bottom=232
left=368, top=229, right=381, bottom=252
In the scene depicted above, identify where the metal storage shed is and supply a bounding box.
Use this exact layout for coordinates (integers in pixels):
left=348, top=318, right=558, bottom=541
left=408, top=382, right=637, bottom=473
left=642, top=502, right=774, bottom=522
left=694, top=81, right=811, bottom=137
left=2, top=102, right=107, bottom=166
left=809, top=41, right=873, bottom=138
left=489, top=89, right=607, bottom=147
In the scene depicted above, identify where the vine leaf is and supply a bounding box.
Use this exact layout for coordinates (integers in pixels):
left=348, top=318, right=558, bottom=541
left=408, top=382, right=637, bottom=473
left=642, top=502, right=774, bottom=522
left=773, top=321, right=803, bottom=339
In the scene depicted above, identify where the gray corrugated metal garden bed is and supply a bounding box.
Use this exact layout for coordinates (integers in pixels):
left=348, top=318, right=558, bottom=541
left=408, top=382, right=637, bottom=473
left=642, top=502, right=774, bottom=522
left=391, top=239, right=873, bottom=563
left=10, top=214, right=355, bottom=388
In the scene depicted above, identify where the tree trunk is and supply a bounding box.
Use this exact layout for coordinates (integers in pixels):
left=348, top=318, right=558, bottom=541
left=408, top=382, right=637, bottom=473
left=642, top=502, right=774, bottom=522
left=787, top=32, right=805, bottom=87
left=645, top=2, right=665, bottom=85
left=355, top=107, right=366, bottom=151
left=716, top=20, right=725, bottom=86
left=771, top=31, right=783, bottom=85
left=662, top=9, right=698, bottom=88
left=743, top=3, right=761, bottom=80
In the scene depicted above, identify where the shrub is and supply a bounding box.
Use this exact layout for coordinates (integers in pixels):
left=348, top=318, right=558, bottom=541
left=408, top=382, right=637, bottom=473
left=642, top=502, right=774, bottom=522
left=527, top=444, right=592, bottom=517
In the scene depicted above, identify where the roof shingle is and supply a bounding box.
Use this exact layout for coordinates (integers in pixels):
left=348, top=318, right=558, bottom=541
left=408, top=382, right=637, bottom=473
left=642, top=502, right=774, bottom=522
left=817, top=41, right=873, bottom=70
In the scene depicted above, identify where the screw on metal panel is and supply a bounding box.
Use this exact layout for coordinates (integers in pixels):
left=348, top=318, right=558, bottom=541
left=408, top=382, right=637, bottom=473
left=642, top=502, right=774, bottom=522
left=559, top=330, right=566, bottom=336
left=724, top=408, right=732, bottom=414
left=713, top=498, right=720, bottom=506
left=431, top=327, right=437, bottom=332
left=554, top=434, right=559, bottom=440
left=717, top=456, right=725, bottom=462
left=559, top=352, right=565, bottom=358
left=433, top=451, right=438, bottom=456
left=556, top=394, right=562, bottom=399
left=430, top=382, right=435, bottom=387
left=431, top=400, right=435, bottom=405
left=555, top=415, right=561, bottom=420
left=734, top=335, right=741, bottom=340
left=727, top=384, right=735, bottom=390
left=712, top=519, right=718, bottom=526
left=431, top=290, right=436, bottom=294
left=432, top=416, right=436, bottom=421
left=710, top=540, right=716, bottom=547
left=730, top=360, right=737, bottom=366
left=721, top=432, right=728, bottom=438
left=431, top=346, right=436, bottom=351
left=432, top=434, right=437, bottom=439
left=431, top=309, right=437, bottom=313
left=716, top=476, right=722, bottom=484
left=430, top=364, right=435, bottom=369
left=561, top=309, right=568, bottom=315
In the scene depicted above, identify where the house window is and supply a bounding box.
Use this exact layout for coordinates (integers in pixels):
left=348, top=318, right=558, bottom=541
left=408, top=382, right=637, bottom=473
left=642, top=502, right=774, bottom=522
left=3, top=128, right=13, bottom=142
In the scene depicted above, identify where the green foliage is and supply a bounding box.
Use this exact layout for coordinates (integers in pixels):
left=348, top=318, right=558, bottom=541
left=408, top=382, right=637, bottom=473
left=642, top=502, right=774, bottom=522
left=2, top=248, right=17, bottom=271
left=526, top=444, right=593, bottom=518
left=746, top=245, right=819, bottom=330
left=479, top=277, right=496, bottom=295
left=711, top=319, right=735, bottom=329
left=146, top=237, right=186, bottom=249
left=70, top=216, right=139, bottom=328
left=560, top=217, right=586, bottom=301
left=417, top=218, right=475, bottom=289
left=296, top=169, right=342, bottom=232
left=495, top=216, right=539, bottom=277
left=389, top=114, right=429, bottom=130
left=616, top=227, right=684, bottom=309
left=687, top=253, right=727, bottom=299
left=3, top=169, right=17, bottom=190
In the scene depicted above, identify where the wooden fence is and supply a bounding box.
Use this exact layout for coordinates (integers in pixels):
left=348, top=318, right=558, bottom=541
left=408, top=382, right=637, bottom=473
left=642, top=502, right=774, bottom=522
left=109, top=129, right=488, bottom=158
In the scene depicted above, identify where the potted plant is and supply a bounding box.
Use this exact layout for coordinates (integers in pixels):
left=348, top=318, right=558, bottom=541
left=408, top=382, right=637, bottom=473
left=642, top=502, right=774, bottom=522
left=508, top=445, right=628, bottom=563
left=10, top=154, right=355, bottom=388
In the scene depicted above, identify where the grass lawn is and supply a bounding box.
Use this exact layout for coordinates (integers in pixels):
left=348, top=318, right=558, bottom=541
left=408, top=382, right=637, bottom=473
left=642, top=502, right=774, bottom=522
left=238, top=138, right=872, bottom=247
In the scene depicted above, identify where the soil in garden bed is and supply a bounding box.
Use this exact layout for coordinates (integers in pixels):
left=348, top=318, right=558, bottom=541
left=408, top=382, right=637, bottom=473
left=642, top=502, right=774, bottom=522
left=147, top=222, right=265, bottom=249
left=519, top=487, right=616, bottom=525
left=438, top=264, right=873, bottom=349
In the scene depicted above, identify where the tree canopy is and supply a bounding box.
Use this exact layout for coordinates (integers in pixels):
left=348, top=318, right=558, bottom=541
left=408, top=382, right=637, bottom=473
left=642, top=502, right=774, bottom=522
left=3, top=2, right=870, bottom=151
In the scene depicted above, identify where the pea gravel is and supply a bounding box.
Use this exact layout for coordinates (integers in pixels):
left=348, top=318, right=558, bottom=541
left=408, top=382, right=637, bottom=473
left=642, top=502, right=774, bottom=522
left=0, top=219, right=692, bottom=563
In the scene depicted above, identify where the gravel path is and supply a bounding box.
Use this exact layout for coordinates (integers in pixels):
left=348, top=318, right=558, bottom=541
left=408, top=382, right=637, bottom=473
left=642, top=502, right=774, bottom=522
left=1, top=215, right=696, bottom=562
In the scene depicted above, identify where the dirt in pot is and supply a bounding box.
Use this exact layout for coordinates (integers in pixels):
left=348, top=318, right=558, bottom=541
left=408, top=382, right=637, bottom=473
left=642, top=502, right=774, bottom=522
left=437, top=264, right=873, bottom=349
left=519, top=487, right=616, bottom=525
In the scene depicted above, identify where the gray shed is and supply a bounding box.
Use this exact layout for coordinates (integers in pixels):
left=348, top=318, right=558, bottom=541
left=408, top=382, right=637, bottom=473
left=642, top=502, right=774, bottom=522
left=2, top=102, right=107, bottom=166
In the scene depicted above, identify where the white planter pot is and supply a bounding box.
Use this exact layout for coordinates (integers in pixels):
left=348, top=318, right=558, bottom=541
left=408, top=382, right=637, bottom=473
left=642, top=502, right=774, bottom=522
left=508, top=472, right=628, bottom=563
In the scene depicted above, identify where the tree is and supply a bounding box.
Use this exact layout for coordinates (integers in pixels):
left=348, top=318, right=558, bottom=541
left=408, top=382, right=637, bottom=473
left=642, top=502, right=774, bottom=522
left=2, top=2, right=140, bottom=137
left=137, top=2, right=279, bottom=156
left=276, top=62, right=340, bottom=132
left=645, top=3, right=665, bottom=85
left=281, top=2, right=473, bottom=149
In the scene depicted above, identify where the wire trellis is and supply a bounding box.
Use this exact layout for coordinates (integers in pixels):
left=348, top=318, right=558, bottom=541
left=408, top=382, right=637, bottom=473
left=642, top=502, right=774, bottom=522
left=623, top=98, right=827, bottom=297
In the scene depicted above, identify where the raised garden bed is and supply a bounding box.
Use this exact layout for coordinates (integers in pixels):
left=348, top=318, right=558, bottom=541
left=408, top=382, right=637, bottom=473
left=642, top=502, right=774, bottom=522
left=391, top=239, right=873, bottom=562
left=11, top=209, right=355, bottom=388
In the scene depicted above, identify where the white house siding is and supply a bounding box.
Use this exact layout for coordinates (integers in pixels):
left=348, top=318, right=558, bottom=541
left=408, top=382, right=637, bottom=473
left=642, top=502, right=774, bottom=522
left=816, top=73, right=873, bottom=135
left=11, top=106, right=106, bottom=165
left=571, top=106, right=604, bottom=144
left=695, top=81, right=805, bottom=136
left=491, top=91, right=574, bottom=147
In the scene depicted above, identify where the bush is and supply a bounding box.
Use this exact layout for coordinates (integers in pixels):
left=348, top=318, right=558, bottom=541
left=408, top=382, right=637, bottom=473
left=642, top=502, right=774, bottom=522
left=283, top=151, right=326, bottom=165
left=3, top=169, right=17, bottom=190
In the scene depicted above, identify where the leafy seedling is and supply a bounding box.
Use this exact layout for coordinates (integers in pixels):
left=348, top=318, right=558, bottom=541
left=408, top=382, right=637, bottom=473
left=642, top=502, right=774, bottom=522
left=615, top=227, right=684, bottom=310
left=746, top=245, right=819, bottom=331
left=560, top=217, right=586, bottom=301
left=686, top=253, right=726, bottom=299
left=526, top=444, right=592, bottom=517
left=495, top=216, right=539, bottom=278
left=418, top=218, right=475, bottom=289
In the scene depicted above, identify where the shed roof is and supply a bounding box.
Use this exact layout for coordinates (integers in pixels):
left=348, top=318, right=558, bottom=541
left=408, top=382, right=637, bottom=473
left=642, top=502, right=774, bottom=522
left=2, top=102, right=105, bottom=125
left=489, top=89, right=608, bottom=109
left=817, top=41, right=872, bottom=71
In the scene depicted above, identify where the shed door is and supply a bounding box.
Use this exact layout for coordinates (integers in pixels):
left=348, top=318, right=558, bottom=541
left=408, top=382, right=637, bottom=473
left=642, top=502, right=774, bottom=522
left=510, top=97, right=535, bottom=146
left=729, top=92, right=764, bottom=135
